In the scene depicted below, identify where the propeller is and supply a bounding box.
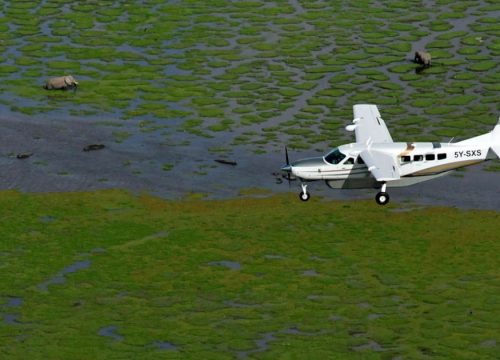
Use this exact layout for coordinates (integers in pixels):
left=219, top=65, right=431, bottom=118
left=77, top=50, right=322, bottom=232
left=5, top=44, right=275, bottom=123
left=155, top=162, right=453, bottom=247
left=282, top=146, right=292, bottom=187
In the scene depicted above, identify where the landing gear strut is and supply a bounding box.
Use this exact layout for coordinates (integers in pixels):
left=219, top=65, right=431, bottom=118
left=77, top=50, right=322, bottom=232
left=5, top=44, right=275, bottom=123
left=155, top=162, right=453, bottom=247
left=375, top=182, right=390, bottom=205
left=299, top=183, right=310, bottom=201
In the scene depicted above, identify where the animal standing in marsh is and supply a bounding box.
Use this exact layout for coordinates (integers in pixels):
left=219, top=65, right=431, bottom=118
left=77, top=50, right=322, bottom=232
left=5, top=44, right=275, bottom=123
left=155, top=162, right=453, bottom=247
left=43, top=75, right=79, bottom=90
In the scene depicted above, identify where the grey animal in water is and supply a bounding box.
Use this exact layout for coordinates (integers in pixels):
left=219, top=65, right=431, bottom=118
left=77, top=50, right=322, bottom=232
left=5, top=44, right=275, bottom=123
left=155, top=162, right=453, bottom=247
left=83, top=144, right=105, bottom=152
left=414, top=51, right=431, bottom=66
left=43, top=75, right=79, bottom=90
left=16, top=152, right=33, bottom=159
left=215, top=159, right=237, bottom=166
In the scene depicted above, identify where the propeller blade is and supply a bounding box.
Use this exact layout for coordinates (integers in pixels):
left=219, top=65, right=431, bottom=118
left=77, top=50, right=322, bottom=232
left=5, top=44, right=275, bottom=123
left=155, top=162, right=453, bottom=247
left=284, top=146, right=291, bottom=187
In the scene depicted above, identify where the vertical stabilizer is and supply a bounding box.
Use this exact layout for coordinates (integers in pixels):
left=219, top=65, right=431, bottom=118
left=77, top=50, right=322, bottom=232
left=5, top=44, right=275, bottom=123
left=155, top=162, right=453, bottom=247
left=491, top=118, right=500, bottom=158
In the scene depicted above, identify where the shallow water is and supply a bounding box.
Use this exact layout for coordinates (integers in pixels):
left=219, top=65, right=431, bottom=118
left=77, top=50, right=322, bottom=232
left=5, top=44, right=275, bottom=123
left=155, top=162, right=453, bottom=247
left=352, top=340, right=385, bottom=352
left=302, top=269, right=318, bottom=276
left=98, top=325, right=123, bottom=342
left=237, top=332, right=275, bottom=359
left=38, top=259, right=91, bottom=291
left=151, top=341, right=177, bottom=351
left=5, top=297, right=23, bottom=307
left=3, top=313, right=21, bottom=325
left=2, top=297, right=23, bottom=325
left=208, top=260, right=241, bottom=270
left=1, top=110, right=498, bottom=209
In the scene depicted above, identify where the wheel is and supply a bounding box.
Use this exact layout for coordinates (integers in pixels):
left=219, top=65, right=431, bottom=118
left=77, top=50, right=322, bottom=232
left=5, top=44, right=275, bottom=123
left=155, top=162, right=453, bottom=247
left=375, top=192, right=390, bottom=205
left=299, top=191, right=310, bottom=202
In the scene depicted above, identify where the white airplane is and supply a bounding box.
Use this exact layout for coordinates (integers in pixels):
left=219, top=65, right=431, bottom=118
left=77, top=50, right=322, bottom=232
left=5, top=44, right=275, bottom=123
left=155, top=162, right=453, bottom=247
left=281, top=104, right=500, bottom=205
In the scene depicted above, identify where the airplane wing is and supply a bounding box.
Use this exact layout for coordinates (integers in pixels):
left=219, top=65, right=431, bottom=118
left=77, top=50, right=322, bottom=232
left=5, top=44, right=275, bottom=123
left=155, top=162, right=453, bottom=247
left=347, top=104, right=393, bottom=144
left=360, top=149, right=400, bottom=182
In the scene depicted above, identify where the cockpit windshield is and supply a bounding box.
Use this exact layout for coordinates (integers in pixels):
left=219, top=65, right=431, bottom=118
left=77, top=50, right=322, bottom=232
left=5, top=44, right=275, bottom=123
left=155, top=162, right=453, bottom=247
left=324, top=148, right=346, bottom=164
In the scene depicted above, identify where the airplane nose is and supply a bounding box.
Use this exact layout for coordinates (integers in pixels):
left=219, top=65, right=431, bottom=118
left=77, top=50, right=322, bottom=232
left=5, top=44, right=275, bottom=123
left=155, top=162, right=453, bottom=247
left=281, top=164, right=292, bottom=172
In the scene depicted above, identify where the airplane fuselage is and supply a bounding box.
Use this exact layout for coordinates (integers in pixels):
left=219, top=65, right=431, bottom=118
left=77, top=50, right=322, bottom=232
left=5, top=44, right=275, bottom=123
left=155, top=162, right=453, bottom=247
left=289, top=141, right=492, bottom=189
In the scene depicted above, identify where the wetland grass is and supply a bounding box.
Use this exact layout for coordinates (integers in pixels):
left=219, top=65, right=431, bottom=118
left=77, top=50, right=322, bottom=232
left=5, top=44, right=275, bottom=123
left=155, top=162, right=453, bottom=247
left=0, top=190, right=498, bottom=358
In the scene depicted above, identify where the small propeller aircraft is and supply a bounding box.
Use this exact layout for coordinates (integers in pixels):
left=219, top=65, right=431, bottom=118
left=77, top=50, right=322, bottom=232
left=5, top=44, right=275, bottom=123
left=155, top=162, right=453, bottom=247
left=281, top=104, right=500, bottom=205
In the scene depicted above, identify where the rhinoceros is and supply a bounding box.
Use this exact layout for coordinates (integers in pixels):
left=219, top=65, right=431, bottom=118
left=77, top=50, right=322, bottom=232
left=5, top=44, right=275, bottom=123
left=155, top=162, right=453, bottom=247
left=43, top=75, right=79, bottom=90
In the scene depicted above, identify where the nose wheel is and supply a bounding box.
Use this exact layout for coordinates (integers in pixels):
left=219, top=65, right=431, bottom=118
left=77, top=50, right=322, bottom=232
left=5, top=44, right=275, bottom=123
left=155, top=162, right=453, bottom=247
left=299, top=183, right=310, bottom=201
left=375, top=183, right=390, bottom=205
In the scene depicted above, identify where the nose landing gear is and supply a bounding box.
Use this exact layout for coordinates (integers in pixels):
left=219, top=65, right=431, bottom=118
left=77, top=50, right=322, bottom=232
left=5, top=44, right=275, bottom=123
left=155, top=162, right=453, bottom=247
left=375, top=182, right=390, bottom=205
left=299, top=183, right=310, bottom=201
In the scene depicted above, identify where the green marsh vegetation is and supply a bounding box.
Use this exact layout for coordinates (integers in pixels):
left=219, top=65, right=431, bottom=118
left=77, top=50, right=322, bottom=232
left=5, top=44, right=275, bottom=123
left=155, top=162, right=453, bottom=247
left=0, top=1, right=498, bottom=152
left=0, top=190, right=498, bottom=358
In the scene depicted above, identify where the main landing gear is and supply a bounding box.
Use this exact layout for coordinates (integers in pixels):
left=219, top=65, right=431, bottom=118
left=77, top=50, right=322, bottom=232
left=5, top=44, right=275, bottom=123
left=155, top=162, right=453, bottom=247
left=299, top=183, right=310, bottom=201
left=375, top=183, right=390, bottom=205
left=297, top=182, right=390, bottom=205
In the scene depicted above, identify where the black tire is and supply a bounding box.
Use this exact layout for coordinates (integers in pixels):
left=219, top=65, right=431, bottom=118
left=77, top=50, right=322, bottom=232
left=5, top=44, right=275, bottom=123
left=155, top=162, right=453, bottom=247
left=375, top=192, right=390, bottom=205
left=299, top=191, right=310, bottom=202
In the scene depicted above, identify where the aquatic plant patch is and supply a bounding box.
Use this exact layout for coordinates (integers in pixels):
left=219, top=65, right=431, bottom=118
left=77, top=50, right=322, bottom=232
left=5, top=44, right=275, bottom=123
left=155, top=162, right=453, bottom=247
left=0, top=0, right=499, bottom=153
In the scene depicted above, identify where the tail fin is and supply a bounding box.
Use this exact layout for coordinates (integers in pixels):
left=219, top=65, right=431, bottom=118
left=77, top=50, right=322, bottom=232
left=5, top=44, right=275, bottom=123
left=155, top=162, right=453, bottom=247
left=491, top=118, right=500, bottom=158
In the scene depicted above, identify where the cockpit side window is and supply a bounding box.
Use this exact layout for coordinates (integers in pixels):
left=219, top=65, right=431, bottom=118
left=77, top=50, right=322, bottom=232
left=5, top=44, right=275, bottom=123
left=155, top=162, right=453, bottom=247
left=344, top=157, right=355, bottom=165
left=356, top=157, right=365, bottom=165
left=324, top=149, right=346, bottom=164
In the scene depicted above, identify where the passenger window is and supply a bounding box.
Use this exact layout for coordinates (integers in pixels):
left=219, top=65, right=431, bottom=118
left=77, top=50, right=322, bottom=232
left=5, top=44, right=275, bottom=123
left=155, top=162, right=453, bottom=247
left=345, top=157, right=355, bottom=165
left=401, top=156, right=411, bottom=163
left=437, top=153, right=447, bottom=160
left=356, top=157, right=365, bottom=165
left=414, top=155, right=423, bottom=161
left=425, top=154, right=435, bottom=161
